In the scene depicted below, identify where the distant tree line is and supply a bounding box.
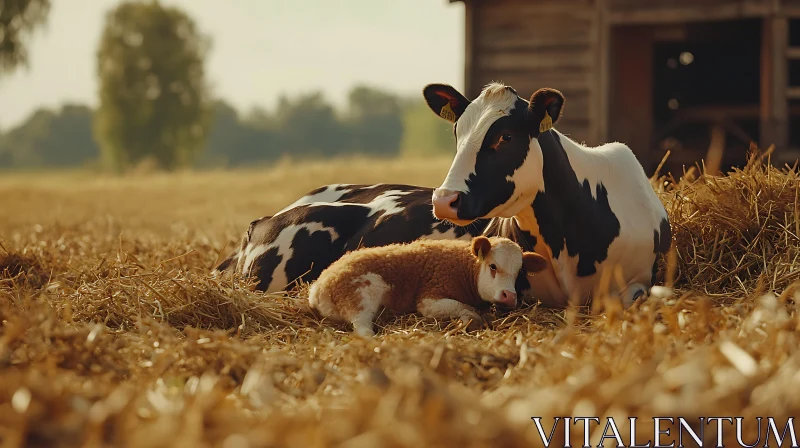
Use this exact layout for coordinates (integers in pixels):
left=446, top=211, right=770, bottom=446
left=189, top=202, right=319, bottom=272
left=0, top=89, right=453, bottom=170
left=0, top=1, right=454, bottom=171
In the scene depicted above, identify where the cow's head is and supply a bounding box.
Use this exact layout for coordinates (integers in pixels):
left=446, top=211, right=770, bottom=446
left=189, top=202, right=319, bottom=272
left=423, top=82, right=564, bottom=225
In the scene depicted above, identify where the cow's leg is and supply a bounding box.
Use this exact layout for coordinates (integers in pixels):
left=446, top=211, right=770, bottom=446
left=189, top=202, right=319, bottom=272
left=621, top=282, right=648, bottom=308
left=418, top=298, right=484, bottom=332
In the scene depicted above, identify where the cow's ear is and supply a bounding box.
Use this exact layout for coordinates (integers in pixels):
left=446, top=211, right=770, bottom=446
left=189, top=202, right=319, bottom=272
left=528, top=88, right=565, bottom=137
left=522, top=252, right=548, bottom=274
left=471, top=236, right=491, bottom=260
left=423, top=84, right=471, bottom=123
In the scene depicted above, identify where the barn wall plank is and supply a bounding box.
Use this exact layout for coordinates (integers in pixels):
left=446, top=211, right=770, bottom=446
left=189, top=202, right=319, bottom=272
left=470, top=0, right=597, bottom=143
left=465, top=0, right=477, bottom=98
left=607, top=1, right=772, bottom=24
left=474, top=71, right=591, bottom=95
left=607, top=0, right=766, bottom=9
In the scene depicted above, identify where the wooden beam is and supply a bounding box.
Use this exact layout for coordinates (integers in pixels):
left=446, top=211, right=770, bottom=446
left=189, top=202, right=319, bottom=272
left=761, top=15, right=774, bottom=148
left=774, top=16, right=789, bottom=150
left=760, top=16, right=789, bottom=150
left=788, top=87, right=800, bottom=99
left=595, top=0, right=610, bottom=145
left=608, top=4, right=771, bottom=25
left=464, top=0, right=477, bottom=98
left=478, top=49, right=593, bottom=71
left=788, top=47, right=800, bottom=60
left=780, top=6, right=800, bottom=18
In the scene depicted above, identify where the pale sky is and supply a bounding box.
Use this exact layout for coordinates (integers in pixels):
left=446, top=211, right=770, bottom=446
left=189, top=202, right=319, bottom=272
left=0, top=0, right=464, bottom=129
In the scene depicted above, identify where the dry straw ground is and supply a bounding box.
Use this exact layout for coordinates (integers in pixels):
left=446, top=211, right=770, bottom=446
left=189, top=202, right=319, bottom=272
left=2, top=152, right=800, bottom=447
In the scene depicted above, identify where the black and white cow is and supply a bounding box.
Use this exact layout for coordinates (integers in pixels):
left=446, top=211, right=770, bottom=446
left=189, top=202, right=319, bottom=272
left=214, top=183, right=492, bottom=293
left=424, top=82, right=671, bottom=307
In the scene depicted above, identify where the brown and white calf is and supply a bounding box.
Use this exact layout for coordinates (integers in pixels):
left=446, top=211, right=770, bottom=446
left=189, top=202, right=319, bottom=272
left=307, top=236, right=548, bottom=337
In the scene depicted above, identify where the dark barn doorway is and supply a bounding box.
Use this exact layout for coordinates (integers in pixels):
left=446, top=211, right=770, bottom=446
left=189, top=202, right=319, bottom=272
left=652, top=19, right=761, bottom=174
left=610, top=19, right=763, bottom=176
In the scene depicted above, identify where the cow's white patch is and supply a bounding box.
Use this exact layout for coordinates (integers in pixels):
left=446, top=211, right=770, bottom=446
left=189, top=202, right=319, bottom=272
left=242, top=222, right=339, bottom=292
left=300, top=189, right=412, bottom=218
left=439, top=83, right=519, bottom=193
left=364, top=190, right=411, bottom=217
left=274, top=184, right=354, bottom=216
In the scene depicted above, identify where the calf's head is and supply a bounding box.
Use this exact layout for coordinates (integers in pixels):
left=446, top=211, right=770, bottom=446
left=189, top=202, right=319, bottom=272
left=424, top=83, right=565, bottom=225
left=470, top=236, right=548, bottom=309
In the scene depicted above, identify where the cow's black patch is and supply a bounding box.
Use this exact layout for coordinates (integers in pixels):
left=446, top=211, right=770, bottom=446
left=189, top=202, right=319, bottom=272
left=651, top=259, right=659, bottom=286
left=307, top=185, right=334, bottom=196
left=515, top=269, right=531, bottom=299
left=456, top=98, right=532, bottom=220
left=285, top=226, right=341, bottom=288
left=653, top=217, right=672, bottom=254
left=252, top=247, right=282, bottom=290
left=214, top=255, right=235, bottom=273
left=532, top=131, right=621, bottom=277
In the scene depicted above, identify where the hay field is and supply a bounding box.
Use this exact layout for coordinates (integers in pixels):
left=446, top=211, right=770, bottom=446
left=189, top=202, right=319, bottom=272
left=2, top=153, right=800, bottom=447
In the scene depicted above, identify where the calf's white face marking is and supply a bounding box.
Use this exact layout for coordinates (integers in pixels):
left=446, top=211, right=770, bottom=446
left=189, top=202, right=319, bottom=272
left=471, top=236, right=548, bottom=308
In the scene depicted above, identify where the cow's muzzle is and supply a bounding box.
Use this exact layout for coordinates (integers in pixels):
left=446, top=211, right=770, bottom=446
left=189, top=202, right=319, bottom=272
left=432, top=189, right=474, bottom=226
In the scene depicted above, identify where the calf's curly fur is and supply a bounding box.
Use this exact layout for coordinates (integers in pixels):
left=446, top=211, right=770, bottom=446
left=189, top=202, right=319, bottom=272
left=308, top=236, right=547, bottom=336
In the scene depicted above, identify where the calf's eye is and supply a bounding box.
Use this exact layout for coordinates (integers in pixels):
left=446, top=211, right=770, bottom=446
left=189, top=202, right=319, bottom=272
left=500, top=134, right=512, bottom=143
left=489, top=264, right=497, bottom=272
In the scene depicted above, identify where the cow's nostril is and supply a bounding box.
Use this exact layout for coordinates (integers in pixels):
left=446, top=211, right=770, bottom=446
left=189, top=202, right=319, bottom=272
left=450, top=193, right=461, bottom=210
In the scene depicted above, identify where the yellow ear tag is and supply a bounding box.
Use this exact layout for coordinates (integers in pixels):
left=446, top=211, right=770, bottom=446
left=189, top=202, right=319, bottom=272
left=539, top=114, right=553, bottom=133
left=440, top=102, right=456, bottom=122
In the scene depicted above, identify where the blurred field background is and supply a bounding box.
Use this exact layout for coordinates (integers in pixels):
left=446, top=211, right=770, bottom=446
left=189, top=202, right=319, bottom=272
left=3, top=153, right=800, bottom=447
left=0, top=157, right=455, bottom=238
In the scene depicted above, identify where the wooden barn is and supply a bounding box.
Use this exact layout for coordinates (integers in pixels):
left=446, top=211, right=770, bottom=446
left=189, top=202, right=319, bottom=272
left=449, top=0, right=800, bottom=174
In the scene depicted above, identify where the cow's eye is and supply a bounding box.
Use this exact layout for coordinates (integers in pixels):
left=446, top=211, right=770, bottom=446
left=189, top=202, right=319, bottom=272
left=489, top=264, right=497, bottom=272
left=500, top=134, right=512, bottom=143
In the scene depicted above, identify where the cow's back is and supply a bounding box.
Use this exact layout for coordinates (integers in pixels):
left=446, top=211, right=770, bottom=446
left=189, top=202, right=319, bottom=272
left=215, top=184, right=488, bottom=293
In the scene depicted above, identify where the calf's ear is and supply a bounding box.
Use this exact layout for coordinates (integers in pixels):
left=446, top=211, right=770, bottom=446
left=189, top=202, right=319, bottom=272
left=522, top=252, right=548, bottom=273
left=528, top=88, right=565, bottom=137
left=471, top=236, right=492, bottom=260
left=423, top=84, right=471, bottom=123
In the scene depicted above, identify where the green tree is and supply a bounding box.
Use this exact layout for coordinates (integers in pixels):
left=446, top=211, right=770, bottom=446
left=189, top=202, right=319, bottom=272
left=400, top=99, right=454, bottom=157
left=201, top=100, right=280, bottom=167
left=95, top=1, right=211, bottom=171
left=0, top=104, right=99, bottom=168
left=344, top=85, right=403, bottom=156
left=0, top=0, right=51, bottom=75
left=272, top=92, right=347, bottom=157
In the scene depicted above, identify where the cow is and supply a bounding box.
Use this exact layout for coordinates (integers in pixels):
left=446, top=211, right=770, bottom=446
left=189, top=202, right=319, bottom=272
left=213, top=183, right=494, bottom=293
left=423, top=82, right=672, bottom=308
